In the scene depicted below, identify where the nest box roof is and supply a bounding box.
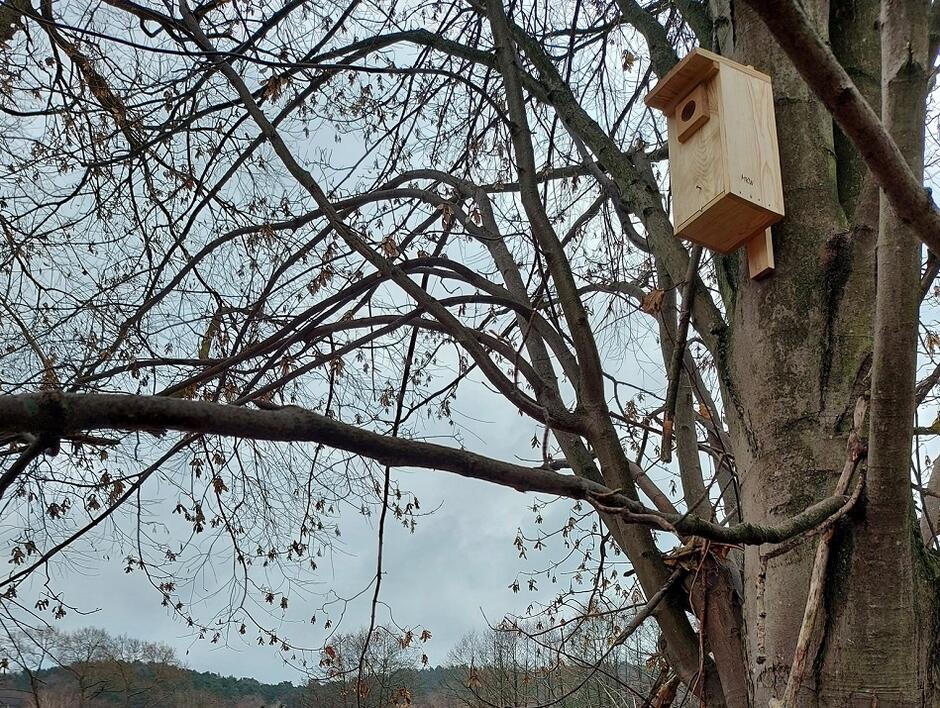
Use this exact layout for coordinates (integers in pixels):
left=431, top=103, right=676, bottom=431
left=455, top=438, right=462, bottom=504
left=644, top=48, right=770, bottom=114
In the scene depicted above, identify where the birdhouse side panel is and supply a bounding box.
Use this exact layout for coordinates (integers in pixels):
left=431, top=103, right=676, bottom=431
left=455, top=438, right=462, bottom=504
left=718, top=65, right=785, bottom=219
left=667, top=74, right=727, bottom=234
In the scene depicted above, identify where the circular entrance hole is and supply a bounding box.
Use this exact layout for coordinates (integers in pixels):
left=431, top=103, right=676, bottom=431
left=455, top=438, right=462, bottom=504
left=681, top=100, right=697, bottom=121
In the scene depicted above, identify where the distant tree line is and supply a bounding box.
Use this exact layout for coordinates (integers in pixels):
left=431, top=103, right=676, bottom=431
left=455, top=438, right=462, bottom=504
left=0, top=627, right=295, bottom=708
left=0, top=618, right=662, bottom=707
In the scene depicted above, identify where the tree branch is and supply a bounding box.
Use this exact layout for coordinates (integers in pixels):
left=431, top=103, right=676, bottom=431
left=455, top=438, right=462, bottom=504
left=777, top=396, right=868, bottom=705
left=613, top=0, right=679, bottom=77
left=0, top=392, right=852, bottom=547
left=177, top=3, right=584, bottom=434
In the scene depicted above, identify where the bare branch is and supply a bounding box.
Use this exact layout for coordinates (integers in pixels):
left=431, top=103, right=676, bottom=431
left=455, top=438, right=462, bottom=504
left=0, top=392, right=853, bottom=547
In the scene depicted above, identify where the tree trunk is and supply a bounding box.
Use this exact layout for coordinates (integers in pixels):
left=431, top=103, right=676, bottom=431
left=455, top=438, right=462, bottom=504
left=812, top=0, right=936, bottom=703
left=719, top=1, right=940, bottom=703
left=726, top=3, right=868, bottom=701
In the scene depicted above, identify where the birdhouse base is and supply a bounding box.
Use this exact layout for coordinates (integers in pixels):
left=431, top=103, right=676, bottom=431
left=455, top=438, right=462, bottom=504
left=676, top=191, right=781, bottom=255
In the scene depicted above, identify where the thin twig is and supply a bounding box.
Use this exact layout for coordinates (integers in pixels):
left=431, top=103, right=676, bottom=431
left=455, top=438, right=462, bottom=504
left=0, top=436, right=47, bottom=502
left=611, top=568, right=684, bottom=647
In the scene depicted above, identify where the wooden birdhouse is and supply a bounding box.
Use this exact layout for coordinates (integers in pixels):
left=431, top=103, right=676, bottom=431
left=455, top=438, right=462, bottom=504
left=645, top=48, right=784, bottom=279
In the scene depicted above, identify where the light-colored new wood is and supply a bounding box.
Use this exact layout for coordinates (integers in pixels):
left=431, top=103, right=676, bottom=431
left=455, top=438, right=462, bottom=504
left=718, top=64, right=785, bottom=217
left=645, top=50, right=719, bottom=112
left=645, top=47, right=775, bottom=111
left=668, top=75, right=725, bottom=231
left=646, top=48, right=785, bottom=278
left=746, top=228, right=775, bottom=279
left=676, top=82, right=710, bottom=143
left=677, top=193, right=778, bottom=253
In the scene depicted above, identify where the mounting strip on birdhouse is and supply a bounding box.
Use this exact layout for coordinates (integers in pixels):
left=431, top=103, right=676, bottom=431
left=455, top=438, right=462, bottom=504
left=645, top=48, right=784, bottom=280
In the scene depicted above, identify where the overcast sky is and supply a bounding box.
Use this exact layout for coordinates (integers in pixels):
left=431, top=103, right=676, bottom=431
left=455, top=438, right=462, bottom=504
left=0, top=2, right=673, bottom=684
left=15, top=156, right=940, bottom=692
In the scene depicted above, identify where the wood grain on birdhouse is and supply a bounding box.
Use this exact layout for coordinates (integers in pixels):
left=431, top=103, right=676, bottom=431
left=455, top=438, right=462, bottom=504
left=646, top=48, right=785, bottom=262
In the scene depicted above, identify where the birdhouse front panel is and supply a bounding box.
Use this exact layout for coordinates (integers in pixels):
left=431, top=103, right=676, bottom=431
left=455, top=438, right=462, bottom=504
left=668, top=74, right=726, bottom=236
left=646, top=49, right=785, bottom=257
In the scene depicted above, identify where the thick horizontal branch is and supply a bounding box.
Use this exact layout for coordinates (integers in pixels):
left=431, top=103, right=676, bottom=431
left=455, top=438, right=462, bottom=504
left=0, top=392, right=848, bottom=546
left=741, top=0, right=940, bottom=255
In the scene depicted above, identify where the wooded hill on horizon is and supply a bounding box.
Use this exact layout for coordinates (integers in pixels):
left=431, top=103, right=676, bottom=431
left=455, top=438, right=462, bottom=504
left=0, top=625, right=657, bottom=707
left=0, top=659, right=655, bottom=707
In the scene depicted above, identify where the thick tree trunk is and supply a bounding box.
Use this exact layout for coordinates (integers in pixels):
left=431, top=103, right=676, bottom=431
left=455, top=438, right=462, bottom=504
left=812, top=0, right=936, bottom=704
left=717, top=1, right=940, bottom=703
left=726, top=3, right=872, bottom=702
